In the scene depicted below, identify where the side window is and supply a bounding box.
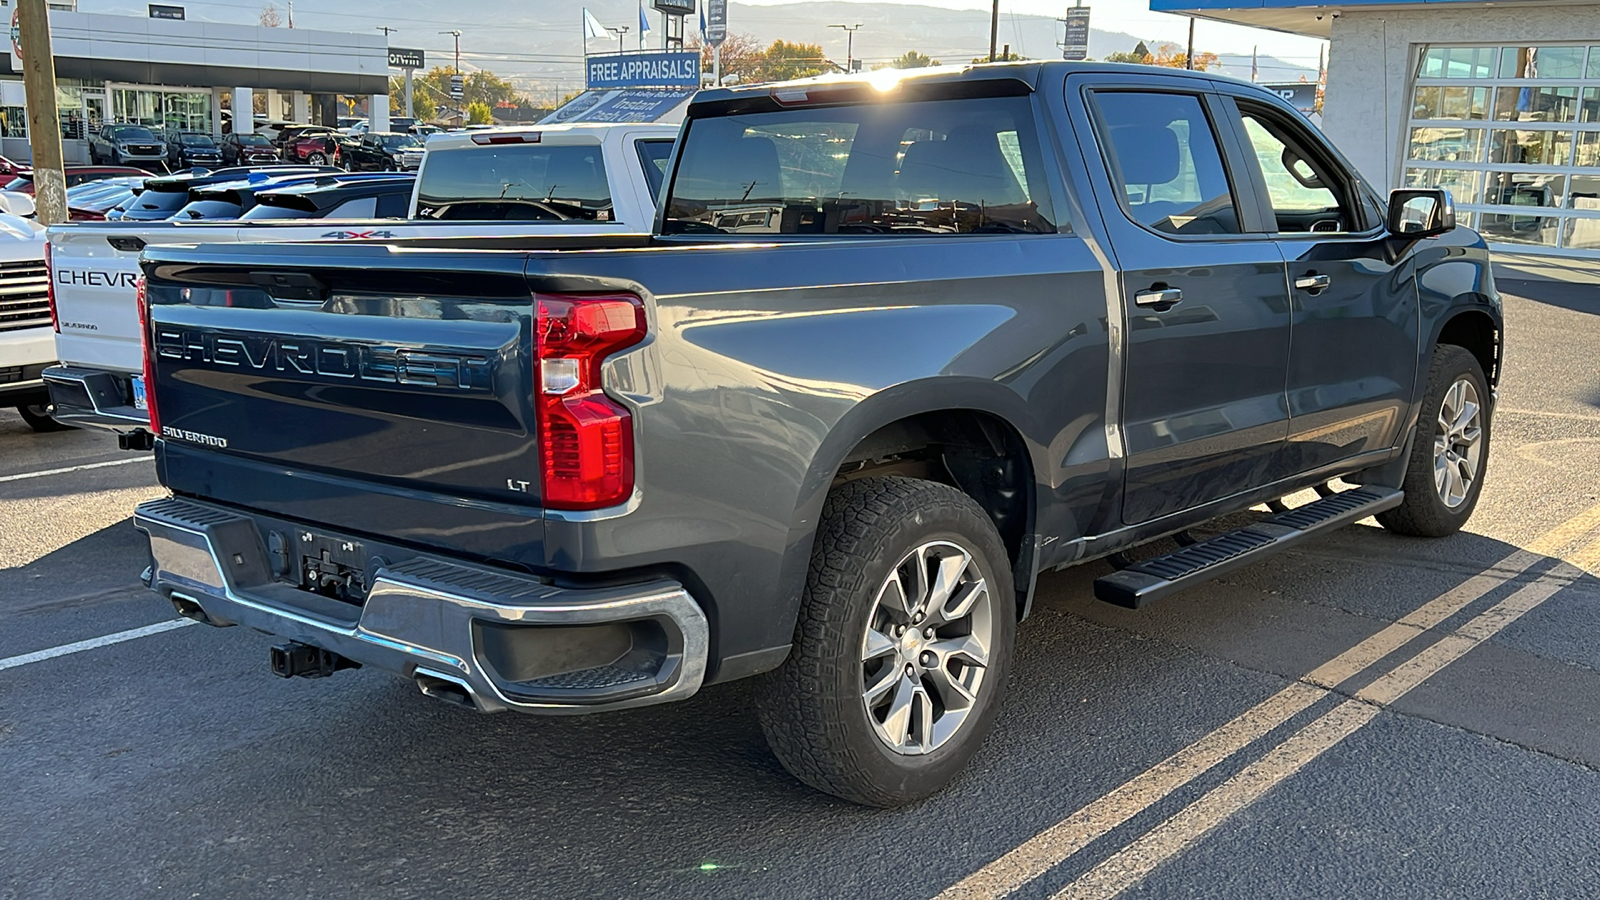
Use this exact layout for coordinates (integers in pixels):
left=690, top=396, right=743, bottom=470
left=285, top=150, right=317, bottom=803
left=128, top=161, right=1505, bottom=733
left=1095, top=91, right=1241, bottom=236
left=326, top=196, right=377, bottom=218
left=375, top=190, right=409, bottom=218
left=1237, top=109, right=1355, bottom=233
left=634, top=138, right=673, bottom=200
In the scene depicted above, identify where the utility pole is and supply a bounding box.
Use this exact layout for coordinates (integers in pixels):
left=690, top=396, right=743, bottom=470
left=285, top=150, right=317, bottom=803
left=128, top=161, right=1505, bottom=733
left=1251, top=45, right=1258, bottom=82
left=439, top=29, right=461, bottom=74
left=989, top=0, right=999, bottom=62
left=829, top=23, right=862, bottom=73
left=17, top=0, right=64, bottom=225
left=379, top=28, right=412, bottom=120
left=1186, top=16, right=1196, bottom=70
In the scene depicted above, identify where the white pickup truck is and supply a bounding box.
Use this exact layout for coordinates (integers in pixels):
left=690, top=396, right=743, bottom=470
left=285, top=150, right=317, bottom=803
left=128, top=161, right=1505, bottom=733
left=44, top=122, right=677, bottom=445
left=0, top=193, right=62, bottom=432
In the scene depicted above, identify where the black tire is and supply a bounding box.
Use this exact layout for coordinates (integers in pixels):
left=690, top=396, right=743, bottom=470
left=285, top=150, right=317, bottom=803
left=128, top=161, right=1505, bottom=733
left=756, top=476, right=1017, bottom=807
left=16, top=404, right=72, bottom=432
left=1377, top=344, right=1490, bottom=537
left=307, top=152, right=327, bottom=165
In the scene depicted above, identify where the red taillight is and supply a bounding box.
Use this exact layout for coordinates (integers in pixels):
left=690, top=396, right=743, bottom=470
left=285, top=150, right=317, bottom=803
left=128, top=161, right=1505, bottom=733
left=44, top=241, right=57, bottom=332
left=136, top=276, right=161, bottom=436
left=534, top=293, right=647, bottom=510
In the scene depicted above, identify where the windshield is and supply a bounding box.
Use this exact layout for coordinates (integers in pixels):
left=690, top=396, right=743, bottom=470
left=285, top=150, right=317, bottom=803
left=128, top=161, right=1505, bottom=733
left=174, top=198, right=243, bottom=220
left=240, top=197, right=318, bottom=220
left=180, top=135, right=216, bottom=147
left=379, top=134, right=420, bottom=150
left=108, top=126, right=157, bottom=142
left=134, top=187, right=195, bottom=213
left=415, top=143, right=611, bottom=222
left=237, top=134, right=272, bottom=146
left=664, top=95, right=1055, bottom=236
left=3, top=175, right=30, bottom=190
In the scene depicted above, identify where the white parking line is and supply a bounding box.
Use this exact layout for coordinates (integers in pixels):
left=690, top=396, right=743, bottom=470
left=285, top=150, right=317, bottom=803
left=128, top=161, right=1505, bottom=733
left=0, top=619, right=196, bottom=672
left=0, top=457, right=146, bottom=484
left=935, top=498, right=1600, bottom=900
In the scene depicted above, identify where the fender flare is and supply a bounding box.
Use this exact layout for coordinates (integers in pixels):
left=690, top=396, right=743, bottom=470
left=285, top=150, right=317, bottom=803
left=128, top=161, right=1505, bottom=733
left=765, top=377, right=1047, bottom=648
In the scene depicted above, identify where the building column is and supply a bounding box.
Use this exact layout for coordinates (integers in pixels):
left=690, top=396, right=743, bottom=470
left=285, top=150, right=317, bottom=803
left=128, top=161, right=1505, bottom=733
left=210, top=87, right=224, bottom=136
left=291, top=90, right=310, bottom=124
left=233, top=88, right=253, bottom=133
left=369, top=93, right=389, bottom=134
left=264, top=88, right=281, bottom=122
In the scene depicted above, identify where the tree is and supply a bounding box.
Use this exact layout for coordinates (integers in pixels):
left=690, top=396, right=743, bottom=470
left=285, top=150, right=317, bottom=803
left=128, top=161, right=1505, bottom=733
left=1100, top=42, right=1218, bottom=71
left=757, top=40, right=829, bottom=81
left=1103, top=50, right=1145, bottom=64
left=258, top=3, right=281, bottom=27
left=883, top=50, right=939, bottom=70
left=690, top=32, right=765, bottom=85
left=466, top=101, right=493, bottom=126
left=971, top=49, right=1026, bottom=64
left=396, top=66, right=527, bottom=119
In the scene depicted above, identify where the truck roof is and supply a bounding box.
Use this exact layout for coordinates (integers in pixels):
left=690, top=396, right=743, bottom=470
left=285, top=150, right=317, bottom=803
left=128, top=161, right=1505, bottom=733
left=691, top=59, right=1256, bottom=111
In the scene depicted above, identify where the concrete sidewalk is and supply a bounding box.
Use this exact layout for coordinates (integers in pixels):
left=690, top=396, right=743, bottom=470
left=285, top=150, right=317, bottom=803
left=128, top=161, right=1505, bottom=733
left=1493, top=253, right=1600, bottom=286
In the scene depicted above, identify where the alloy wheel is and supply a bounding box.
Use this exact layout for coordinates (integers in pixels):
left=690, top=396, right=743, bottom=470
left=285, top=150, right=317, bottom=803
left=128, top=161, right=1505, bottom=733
left=860, top=540, right=993, bottom=755
left=1434, top=376, right=1483, bottom=508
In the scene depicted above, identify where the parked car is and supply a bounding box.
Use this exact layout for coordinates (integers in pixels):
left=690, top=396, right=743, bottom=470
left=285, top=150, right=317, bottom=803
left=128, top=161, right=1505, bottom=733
left=339, top=117, right=368, bottom=136
left=0, top=194, right=56, bottom=431
left=341, top=132, right=424, bottom=171
left=164, top=131, right=223, bottom=169
left=118, top=165, right=338, bottom=221
left=131, top=64, right=1500, bottom=807
left=171, top=171, right=390, bottom=221
left=219, top=132, right=281, bottom=166
left=411, top=124, right=441, bottom=138
left=389, top=117, right=418, bottom=134
left=335, top=116, right=363, bottom=132
left=2, top=166, right=149, bottom=194
left=272, top=124, right=332, bottom=151
left=240, top=172, right=414, bottom=220
left=284, top=129, right=343, bottom=165
left=0, top=156, right=27, bottom=177
left=65, top=177, right=146, bottom=221
left=87, top=124, right=168, bottom=168
left=43, top=122, right=676, bottom=441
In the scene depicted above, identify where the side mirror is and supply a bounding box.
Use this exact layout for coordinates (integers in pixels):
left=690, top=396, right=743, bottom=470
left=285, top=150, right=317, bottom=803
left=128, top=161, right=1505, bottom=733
left=0, top=191, right=37, bottom=218
left=1387, top=188, right=1455, bottom=238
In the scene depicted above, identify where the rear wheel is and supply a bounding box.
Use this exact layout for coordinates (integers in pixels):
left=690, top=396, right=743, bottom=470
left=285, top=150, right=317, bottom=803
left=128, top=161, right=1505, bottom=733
left=307, top=152, right=327, bottom=165
left=756, top=476, right=1016, bottom=807
left=1377, top=344, right=1490, bottom=537
left=16, top=404, right=71, bottom=432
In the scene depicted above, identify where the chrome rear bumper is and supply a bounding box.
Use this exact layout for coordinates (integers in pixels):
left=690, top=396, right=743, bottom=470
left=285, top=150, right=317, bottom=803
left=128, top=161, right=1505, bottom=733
left=134, top=496, right=710, bottom=714
left=43, top=366, right=149, bottom=433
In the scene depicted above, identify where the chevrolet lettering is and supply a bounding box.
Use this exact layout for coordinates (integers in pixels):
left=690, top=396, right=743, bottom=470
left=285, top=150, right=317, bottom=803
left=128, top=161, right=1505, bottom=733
left=153, top=329, right=492, bottom=390
left=58, top=269, right=140, bottom=289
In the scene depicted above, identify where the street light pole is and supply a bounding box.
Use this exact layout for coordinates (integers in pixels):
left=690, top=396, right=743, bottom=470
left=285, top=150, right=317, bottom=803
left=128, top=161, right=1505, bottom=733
left=378, top=27, right=410, bottom=119
left=828, top=23, right=862, bottom=73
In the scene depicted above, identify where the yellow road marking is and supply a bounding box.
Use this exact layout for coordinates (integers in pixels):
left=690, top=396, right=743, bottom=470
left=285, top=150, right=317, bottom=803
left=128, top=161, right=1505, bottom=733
left=932, top=498, right=1600, bottom=900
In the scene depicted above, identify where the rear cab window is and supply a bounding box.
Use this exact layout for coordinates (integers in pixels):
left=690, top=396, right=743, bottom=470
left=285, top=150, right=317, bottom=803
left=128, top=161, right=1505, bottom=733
left=414, top=140, right=613, bottom=222
left=635, top=138, right=674, bottom=200
left=663, top=93, right=1056, bottom=236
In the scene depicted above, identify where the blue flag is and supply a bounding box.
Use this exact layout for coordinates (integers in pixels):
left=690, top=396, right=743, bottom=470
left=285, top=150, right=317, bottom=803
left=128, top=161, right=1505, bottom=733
left=699, top=6, right=706, bottom=38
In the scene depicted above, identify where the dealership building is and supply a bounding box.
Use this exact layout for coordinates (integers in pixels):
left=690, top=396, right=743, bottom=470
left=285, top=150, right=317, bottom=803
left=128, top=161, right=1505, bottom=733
left=0, top=6, right=391, bottom=163
left=1156, top=0, right=1600, bottom=258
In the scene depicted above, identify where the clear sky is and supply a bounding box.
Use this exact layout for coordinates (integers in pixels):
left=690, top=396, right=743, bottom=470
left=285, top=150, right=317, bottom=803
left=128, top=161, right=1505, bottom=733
left=741, top=0, right=1327, bottom=67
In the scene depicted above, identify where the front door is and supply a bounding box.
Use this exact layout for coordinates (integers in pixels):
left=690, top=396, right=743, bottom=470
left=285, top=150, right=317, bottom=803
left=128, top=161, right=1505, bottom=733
left=1217, top=94, right=1420, bottom=473
left=1071, top=82, right=1295, bottom=526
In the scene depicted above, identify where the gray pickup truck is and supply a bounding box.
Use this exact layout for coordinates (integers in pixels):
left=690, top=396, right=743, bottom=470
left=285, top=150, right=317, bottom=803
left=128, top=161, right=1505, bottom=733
left=132, top=63, right=1501, bottom=806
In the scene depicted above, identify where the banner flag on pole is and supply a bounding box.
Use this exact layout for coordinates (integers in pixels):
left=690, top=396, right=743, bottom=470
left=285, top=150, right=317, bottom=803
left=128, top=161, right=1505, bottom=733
left=639, top=5, right=652, bottom=34
left=582, top=8, right=608, bottom=41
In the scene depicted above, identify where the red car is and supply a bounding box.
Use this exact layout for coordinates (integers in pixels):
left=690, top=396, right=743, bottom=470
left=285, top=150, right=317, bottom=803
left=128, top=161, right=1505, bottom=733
left=284, top=129, right=344, bottom=166
left=2, top=165, right=149, bottom=194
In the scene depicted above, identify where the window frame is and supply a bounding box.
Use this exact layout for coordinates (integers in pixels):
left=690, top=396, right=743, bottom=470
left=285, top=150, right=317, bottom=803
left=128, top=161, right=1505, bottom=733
left=1083, top=85, right=1266, bottom=242
left=1217, top=94, right=1383, bottom=238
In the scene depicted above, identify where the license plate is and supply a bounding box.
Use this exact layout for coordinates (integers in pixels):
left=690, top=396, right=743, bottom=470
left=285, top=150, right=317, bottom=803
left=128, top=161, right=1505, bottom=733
left=132, top=376, right=147, bottom=411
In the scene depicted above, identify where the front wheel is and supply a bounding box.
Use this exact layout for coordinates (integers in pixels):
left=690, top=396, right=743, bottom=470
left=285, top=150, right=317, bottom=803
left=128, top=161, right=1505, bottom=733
left=1378, top=344, right=1490, bottom=537
left=17, top=404, right=72, bottom=432
left=756, top=476, right=1016, bottom=807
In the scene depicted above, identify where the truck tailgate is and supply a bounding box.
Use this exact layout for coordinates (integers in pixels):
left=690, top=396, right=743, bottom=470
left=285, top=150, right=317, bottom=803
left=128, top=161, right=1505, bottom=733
left=143, top=243, right=546, bottom=553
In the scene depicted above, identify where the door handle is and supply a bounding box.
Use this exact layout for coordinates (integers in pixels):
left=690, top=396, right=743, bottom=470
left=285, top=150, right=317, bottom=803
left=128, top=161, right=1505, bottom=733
left=1134, top=287, right=1183, bottom=310
left=1294, top=273, right=1332, bottom=291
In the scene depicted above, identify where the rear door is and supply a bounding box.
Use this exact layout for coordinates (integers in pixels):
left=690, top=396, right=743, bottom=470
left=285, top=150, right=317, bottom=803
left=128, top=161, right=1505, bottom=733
left=1214, top=91, right=1419, bottom=472
left=1068, top=75, right=1294, bottom=525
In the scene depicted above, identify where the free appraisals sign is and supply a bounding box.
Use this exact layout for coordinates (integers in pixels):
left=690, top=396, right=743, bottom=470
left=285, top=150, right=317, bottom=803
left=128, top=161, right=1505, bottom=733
left=586, top=50, right=701, bottom=89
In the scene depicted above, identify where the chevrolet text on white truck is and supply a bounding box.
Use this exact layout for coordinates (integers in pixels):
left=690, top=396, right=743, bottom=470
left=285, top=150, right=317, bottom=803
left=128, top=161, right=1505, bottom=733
left=44, top=123, right=677, bottom=444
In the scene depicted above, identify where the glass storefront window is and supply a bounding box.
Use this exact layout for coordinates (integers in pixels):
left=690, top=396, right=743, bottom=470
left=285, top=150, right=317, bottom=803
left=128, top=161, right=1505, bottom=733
left=1422, top=46, right=1498, bottom=79
left=0, top=107, right=25, bottom=138
left=1501, top=46, right=1588, bottom=79
left=1590, top=47, right=1600, bottom=80
left=1405, top=167, right=1481, bottom=201
left=1477, top=210, right=1563, bottom=246
left=1414, top=86, right=1491, bottom=119
left=1482, top=171, right=1566, bottom=207
left=1565, top=217, right=1600, bottom=249
left=110, top=87, right=212, bottom=134
left=1493, top=86, right=1580, bottom=122
left=1489, top=129, right=1574, bottom=165
left=1570, top=172, right=1600, bottom=209
left=1577, top=132, right=1600, bottom=167
left=1408, top=126, right=1487, bottom=162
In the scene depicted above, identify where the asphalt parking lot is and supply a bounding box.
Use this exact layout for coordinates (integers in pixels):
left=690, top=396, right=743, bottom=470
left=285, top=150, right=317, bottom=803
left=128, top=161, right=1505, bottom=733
left=5, top=274, right=1600, bottom=899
